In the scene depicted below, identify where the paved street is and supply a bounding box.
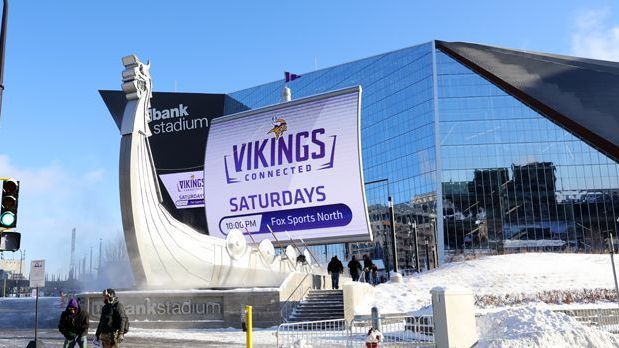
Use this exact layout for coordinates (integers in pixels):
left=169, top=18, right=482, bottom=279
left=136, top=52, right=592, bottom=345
left=0, top=298, right=277, bottom=347
left=0, top=329, right=264, bottom=348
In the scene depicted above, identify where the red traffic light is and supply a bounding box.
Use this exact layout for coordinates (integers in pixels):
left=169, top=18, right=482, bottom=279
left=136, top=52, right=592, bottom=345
left=2, top=179, right=17, bottom=194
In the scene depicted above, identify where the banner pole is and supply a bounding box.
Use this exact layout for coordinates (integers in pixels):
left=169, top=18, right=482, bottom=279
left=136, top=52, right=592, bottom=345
left=609, top=233, right=619, bottom=307
left=297, top=235, right=322, bottom=266
left=34, top=287, right=39, bottom=342
left=266, top=225, right=285, bottom=250
left=284, top=230, right=304, bottom=256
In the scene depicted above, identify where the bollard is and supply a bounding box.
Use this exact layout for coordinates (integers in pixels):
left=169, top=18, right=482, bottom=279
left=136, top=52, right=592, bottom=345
left=245, top=305, right=253, bottom=348
left=241, top=305, right=247, bottom=332
left=431, top=287, right=477, bottom=347
left=371, top=306, right=381, bottom=331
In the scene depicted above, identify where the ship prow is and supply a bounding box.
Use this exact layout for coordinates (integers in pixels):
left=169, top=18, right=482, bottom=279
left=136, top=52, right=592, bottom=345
left=117, top=55, right=306, bottom=289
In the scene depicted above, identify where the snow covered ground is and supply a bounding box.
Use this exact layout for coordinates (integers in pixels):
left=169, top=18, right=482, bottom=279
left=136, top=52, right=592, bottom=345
left=126, top=327, right=278, bottom=347
left=476, top=306, right=619, bottom=347
left=371, top=253, right=619, bottom=315
left=2, top=253, right=619, bottom=347
left=365, top=252, right=619, bottom=347
left=0, top=328, right=278, bottom=347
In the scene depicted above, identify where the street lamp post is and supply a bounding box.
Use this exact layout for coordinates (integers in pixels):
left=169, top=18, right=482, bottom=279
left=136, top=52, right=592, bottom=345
left=424, top=238, right=430, bottom=271
left=409, top=219, right=419, bottom=271
left=382, top=230, right=390, bottom=279
left=17, top=249, right=23, bottom=297
left=0, top=0, right=8, bottom=120
left=388, top=196, right=398, bottom=274
left=612, top=218, right=619, bottom=308
left=406, top=232, right=412, bottom=269
left=365, top=178, right=397, bottom=276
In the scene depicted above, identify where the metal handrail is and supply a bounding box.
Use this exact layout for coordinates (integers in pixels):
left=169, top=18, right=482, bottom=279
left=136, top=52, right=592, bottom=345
left=280, top=272, right=314, bottom=322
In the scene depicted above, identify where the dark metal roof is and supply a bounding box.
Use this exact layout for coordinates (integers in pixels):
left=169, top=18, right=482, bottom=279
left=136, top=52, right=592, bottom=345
left=436, top=41, right=619, bottom=162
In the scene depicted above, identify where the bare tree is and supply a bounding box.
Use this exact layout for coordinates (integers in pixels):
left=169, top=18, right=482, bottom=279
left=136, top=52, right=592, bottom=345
left=80, top=235, right=134, bottom=291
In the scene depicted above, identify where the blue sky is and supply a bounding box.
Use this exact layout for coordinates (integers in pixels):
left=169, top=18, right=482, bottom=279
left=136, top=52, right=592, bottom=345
left=0, top=0, right=618, bottom=275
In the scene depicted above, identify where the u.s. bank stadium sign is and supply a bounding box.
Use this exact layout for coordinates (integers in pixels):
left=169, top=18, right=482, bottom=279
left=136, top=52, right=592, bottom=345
left=89, top=296, right=223, bottom=321
left=204, top=87, right=372, bottom=244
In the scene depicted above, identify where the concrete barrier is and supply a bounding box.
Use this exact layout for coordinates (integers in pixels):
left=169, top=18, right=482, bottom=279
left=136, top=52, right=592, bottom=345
left=343, top=282, right=375, bottom=323
left=431, top=287, right=477, bottom=348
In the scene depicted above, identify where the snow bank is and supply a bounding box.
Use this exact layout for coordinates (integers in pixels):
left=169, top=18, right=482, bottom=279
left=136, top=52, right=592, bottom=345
left=476, top=306, right=619, bottom=347
left=371, top=253, right=619, bottom=314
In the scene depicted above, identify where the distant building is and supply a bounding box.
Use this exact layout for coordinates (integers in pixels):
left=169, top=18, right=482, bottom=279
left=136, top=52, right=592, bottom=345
left=0, top=259, right=23, bottom=278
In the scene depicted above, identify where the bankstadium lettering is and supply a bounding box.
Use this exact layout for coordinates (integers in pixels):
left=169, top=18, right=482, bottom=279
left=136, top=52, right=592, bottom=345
left=147, top=104, right=209, bottom=134
left=91, top=299, right=221, bottom=317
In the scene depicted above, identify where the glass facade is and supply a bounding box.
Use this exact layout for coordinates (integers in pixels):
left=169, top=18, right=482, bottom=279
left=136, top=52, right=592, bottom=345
left=224, top=41, right=619, bottom=270
left=436, top=51, right=619, bottom=255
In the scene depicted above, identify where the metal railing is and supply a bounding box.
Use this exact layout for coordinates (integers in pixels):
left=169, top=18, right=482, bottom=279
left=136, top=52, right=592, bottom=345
left=556, top=307, right=619, bottom=334
left=277, top=306, right=619, bottom=347
left=280, top=272, right=314, bottom=322
left=277, top=318, right=348, bottom=347
left=276, top=314, right=434, bottom=347
left=350, top=314, right=434, bottom=346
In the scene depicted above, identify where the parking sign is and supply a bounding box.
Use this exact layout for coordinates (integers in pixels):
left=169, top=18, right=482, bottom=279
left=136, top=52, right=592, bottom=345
left=29, top=259, right=45, bottom=288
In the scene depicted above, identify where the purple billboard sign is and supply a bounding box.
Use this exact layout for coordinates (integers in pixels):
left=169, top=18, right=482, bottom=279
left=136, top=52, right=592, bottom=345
left=204, top=87, right=372, bottom=244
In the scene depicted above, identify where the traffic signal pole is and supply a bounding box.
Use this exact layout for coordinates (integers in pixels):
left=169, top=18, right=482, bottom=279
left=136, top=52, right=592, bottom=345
left=0, top=2, right=18, bottom=253
left=0, top=0, right=8, bottom=121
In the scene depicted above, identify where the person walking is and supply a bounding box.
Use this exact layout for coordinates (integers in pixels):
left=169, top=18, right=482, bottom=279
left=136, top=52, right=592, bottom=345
left=347, top=255, right=362, bottom=281
left=327, top=256, right=344, bottom=289
left=95, top=289, right=127, bottom=348
left=362, top=255, right=374, bottom=284
left=58, top=298, right=89, bottom=348
left=371, top=264, right=379, bottom=285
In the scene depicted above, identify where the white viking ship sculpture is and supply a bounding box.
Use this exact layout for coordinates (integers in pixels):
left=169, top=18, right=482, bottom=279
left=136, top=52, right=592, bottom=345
left=118, top=55, right=301, bottom=288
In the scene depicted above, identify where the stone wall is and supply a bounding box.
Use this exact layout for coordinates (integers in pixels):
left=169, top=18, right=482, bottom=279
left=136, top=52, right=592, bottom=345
left=79, top=271, right=335, bottom=329
left=343, top=281, right=375, bottom=323
left=78, top=288, right=281, bottom=329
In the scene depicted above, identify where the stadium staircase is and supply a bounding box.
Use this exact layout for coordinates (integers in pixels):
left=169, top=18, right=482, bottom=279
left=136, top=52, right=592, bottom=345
left=289, top=289, right=344, bottom=322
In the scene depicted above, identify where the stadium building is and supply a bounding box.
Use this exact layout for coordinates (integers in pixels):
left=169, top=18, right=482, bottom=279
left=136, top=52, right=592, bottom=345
left=225, top=40, right=619, bottom=269
left=103, top=40, right=619, bottom=272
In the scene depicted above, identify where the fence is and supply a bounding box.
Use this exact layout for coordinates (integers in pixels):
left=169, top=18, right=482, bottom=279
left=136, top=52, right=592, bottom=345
left=350, top=314, right=434, bottom=346
left=556, top=307, right=619, bottom=334
left=277, top=319, right=348, bottom=347
left=277, top=314, right=434, bottom=347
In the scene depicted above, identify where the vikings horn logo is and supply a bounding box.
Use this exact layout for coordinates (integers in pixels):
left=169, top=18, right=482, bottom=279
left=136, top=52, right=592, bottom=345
left=267, top=116, right=287, bottom=139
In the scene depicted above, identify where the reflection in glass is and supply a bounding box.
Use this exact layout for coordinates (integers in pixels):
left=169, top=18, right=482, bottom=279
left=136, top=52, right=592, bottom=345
left=437, top=51, right=619, bottom=256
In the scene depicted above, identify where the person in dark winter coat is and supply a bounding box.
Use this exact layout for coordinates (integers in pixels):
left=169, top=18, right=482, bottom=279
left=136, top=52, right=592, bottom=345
left=362, top=255, right=374, bottom=283
left=371, top=264, right=379, bottom=285
left=58, top=297, right=89, bottom=348
left=347, top=256, right=362, bottom=281
left=327, top=256, right=344, bottom=289
left=95, top=288, right=127, bottom=348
